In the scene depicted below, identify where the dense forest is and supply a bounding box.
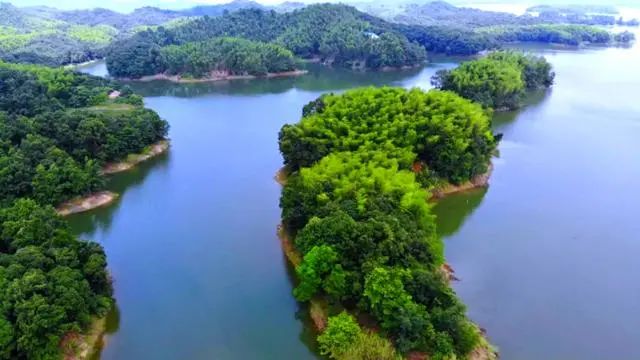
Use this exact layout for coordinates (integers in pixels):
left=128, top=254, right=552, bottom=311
left=107, top=3, right=635, bottom=76
left=0, top=2, right=185, bottom=66
left=279, top=87, right=499, bottom=358
left=480, top=24, right=631, bottom=46
left=109, top=36, right=300, bottom=79
left=0, top=61, right=169, bottom=358
left=432, top=51, right=555, bottom=110
left=0, top=199, right=112, bottom=359
left=0, top=62, right=168, bottom=207
left=2, top=1, right=635, bottom=69
left=106, top=4, right=428, bottom=77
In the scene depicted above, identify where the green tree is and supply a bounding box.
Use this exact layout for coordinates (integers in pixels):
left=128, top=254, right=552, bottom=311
left=317, top=312, right=361, bottom=358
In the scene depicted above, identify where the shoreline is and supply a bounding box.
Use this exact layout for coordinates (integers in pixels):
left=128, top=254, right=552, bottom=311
left=56, top=140, right=169, bottom=216
left=57, top=191, right=119, bottom=216
left=430, top=163, right=494, bottom=200
left=120, top=70, right=308, bottom=83
left=102, top=140, right=170, bottom=175
left=61, top=316, right=108, bottom=360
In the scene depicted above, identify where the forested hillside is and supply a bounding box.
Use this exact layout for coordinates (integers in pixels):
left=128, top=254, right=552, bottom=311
left=362, top=1, right=639, bottom=28
left=106, top=5, right=428, bottom=77
left=279, top=87, right=498, bottom=358
left=0, top=2, right=187, bottom=66
left=2, top=1, right=635, bottom=68
left=158, top=38, right=298, bottom=78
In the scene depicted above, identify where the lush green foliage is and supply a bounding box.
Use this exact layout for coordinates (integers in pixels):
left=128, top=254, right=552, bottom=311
left=0, top=2, right=186, bottom=66
left=0, top=199, right=112, bottom=359
left=107, top=4, right=427, bottom=77
left=317, top=312, right=361, bottom=358
left=280, top=87, right=495, bottom=357
left=432, top=51, right=555, bottom=110
left=279, top=87, right=495, bottom=183
left=0, top=62, right=168, bottom=207
left=479, top=24, right=622, bottom=46
left=319, top=312, right=401, bottom=360
left=159, top=37, right=298, bottom=77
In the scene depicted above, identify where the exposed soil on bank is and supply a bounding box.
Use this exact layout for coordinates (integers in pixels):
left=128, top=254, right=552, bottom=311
left=60, top=317, right=107, bottom=360
left=102, top=140, right=169, bottom=175
left=431, top=163, right=494, bottom=199
left=122, top=70, right=308, bottom=83
left=57, top=191, right=119, bottom=216
left=56, top=140, right=169, bottom=216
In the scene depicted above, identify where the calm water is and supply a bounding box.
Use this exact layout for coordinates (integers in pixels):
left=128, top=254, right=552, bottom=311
left=73, top=35, right=640, bottom=359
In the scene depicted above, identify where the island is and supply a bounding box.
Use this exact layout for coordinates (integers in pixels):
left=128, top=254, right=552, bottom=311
left=431, top=51, right=555, bottom=110
left=0, top=61, right=169, bottom=359
left=278, top=86, right=500, bottom=359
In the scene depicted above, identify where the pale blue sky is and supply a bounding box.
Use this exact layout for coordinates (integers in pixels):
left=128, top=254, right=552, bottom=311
left=8, top=0, right=640, bottom=13
left=9, top=0, right=325, bottom=12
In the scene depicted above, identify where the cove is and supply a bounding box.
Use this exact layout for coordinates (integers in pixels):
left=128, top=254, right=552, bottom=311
left=71, top=31, right=640, bottom=360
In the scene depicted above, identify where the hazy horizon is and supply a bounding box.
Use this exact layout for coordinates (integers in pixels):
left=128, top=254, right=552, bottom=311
left=7, top=0, right=639, bottom=13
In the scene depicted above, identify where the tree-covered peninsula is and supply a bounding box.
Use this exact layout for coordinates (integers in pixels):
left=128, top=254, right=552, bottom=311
left=278, top=87, right=499, bottom=359
left=108, top=36, right=301, bottom=80
left=0, top=61, right=168, bottom=207
left=0, top=61, right=169, bottom=358
left=432, top=51, right=555, bottom=110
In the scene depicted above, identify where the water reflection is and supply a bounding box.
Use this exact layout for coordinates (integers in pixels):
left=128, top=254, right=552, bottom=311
left=67, top=151, right=170, bottom=236
left=433, top=188, right=488, bottom=238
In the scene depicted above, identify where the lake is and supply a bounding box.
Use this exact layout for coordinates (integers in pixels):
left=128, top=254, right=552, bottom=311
left=74, top=34, right=640, bottom=359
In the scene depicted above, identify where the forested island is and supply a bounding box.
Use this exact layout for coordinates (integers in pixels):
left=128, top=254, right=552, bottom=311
left=432, top=51, right=555, bottom=110
left=278, top=86, right=497, bottom=359
left=277, top=49, right=556, bottom=358
left=0, top=61, right=169, bottom=358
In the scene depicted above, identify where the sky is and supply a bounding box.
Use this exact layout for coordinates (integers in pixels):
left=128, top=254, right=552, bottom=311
left=9, top=0, right=312, bottom=11
left=7, top=0, right=640, bottom=13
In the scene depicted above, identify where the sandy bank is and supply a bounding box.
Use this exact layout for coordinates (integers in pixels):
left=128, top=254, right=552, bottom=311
left=102, top=140, right=169, bottom=175
left=57, top=191, right=118, bottom=216
left=124, top=70, right=308, bottom=83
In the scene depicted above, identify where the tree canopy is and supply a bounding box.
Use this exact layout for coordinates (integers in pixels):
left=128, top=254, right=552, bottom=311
left=432, top=51, right=555, bottom=110
left=280, top=87, right=496, bottom=357
left=106, top=5, right=428, bottom=77
left=0, top=61, right=168, bottom=207
left=0, top=199, right=112, bottom=359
